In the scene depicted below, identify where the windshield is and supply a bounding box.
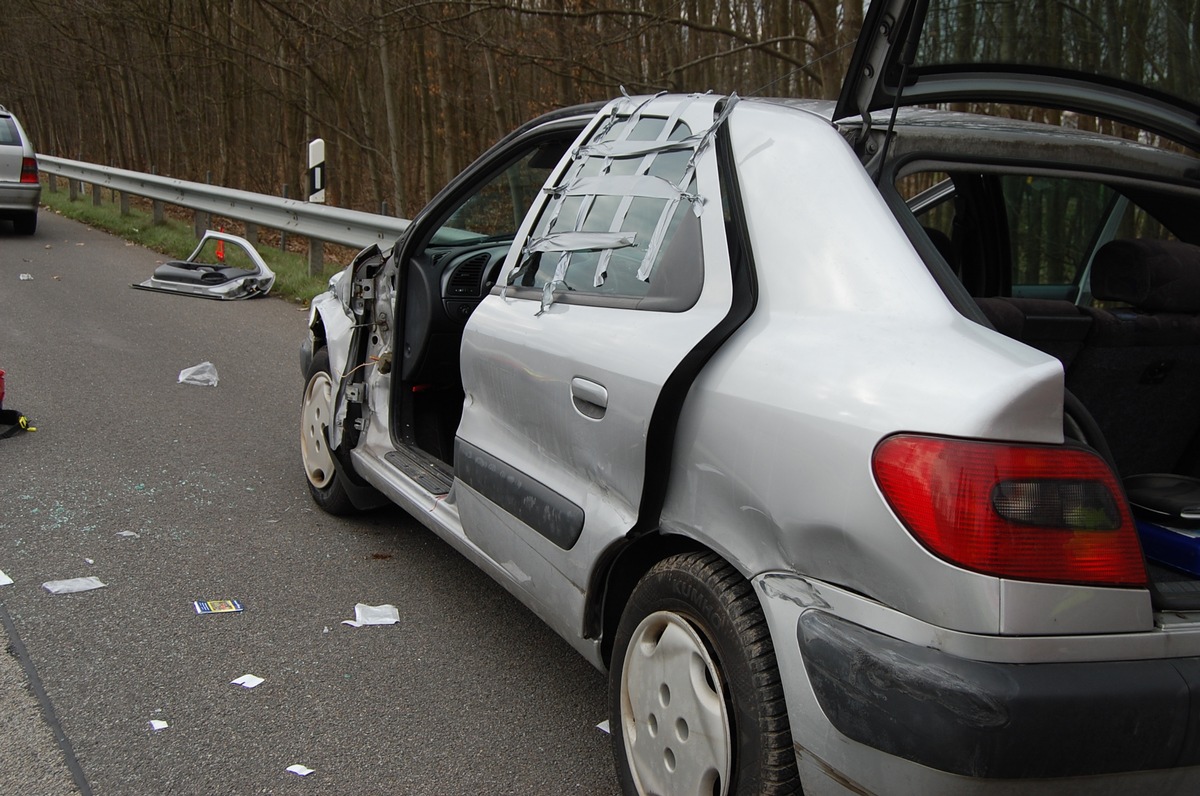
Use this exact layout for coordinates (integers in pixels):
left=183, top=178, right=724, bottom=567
left=915, top=0, right=1199, bottom=105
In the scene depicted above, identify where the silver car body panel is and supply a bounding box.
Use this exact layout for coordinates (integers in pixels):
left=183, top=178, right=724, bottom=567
left=454, top=94, right=734, bottom=647
left=655, top=100, right=1152, bottom=636
left=133, top=230, right=275, bottom=300
left=0, top=182, right=39, bottom=213
left=755, top=573, right=1200, bottom=795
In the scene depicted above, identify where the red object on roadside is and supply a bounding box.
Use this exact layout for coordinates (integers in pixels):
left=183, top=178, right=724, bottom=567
left=0, top=369, right=6, bottom=407
left=216, top=226, right=225, bottom=263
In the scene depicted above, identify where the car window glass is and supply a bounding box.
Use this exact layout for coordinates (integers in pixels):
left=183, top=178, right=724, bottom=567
left=999, top=176, right=1115, bottom=290
left=510, top=114, right=704, bottom=308
left=903, top=170, right=1180, bottom=301
left=428, top=146, right=559, bottom=247
left=0, top=119, right=20, bottom=146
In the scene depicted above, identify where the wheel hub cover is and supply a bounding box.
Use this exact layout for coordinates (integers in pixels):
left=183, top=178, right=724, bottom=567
left=621, top=610, right=732, bottom=796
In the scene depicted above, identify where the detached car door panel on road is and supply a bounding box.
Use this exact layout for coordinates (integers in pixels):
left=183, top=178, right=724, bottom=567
left=300, top=1, right=1200, bottom=792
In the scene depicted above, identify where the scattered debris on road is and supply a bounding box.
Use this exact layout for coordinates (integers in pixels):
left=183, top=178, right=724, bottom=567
left=230, top=674, right=264, bottom=689
left=193, top=599, right=244, bottom=615
left=178, top=362, right=219, bottom=387
left=41, top=577, right=106, bottom=594
left=286, top=764, right=314, bottom=777
left=341, top=603, right=399, bottom=627
left=148, top=720, right=169, bottom=731
left=0, top=569, right=11, bottom=587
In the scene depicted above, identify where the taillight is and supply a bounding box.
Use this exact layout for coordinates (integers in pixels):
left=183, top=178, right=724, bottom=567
left=872, top=434, right=1146, bottom=587
left=20, top=157, right=37, bottom=184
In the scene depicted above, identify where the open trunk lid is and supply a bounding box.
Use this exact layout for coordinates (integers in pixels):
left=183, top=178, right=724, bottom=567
left=835, top=0, right=1200, bottom=152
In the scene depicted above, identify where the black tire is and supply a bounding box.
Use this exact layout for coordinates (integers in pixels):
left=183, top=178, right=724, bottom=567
left=300, top=347, right=357, bottom=515
left=609, top=551, right=800, bottom=796
left=13, top=211, right=36, bottom=236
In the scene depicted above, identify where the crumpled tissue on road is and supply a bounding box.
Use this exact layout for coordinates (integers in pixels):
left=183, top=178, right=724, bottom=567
left=178, top=361, right=219, bottom=387
left=341, top=603, right=400, bottom=627
left=42, top=576, right=106, bottom=594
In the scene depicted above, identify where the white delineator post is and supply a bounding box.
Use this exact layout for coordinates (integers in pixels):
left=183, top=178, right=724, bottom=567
left=308, top=138, right=326, bottom=275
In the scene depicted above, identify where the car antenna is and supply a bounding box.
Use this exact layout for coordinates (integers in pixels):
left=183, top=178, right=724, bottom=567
left=872, top=0, right=929, bottom=184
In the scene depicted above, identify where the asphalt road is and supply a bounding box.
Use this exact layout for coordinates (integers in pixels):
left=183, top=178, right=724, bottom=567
left=0, top=211, right=618, bottom=794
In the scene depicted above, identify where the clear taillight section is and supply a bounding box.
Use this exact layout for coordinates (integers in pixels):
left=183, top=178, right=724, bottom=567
left=872, top=434, right=1146, bottom=587
left=20, top=157, right=37, bottom=184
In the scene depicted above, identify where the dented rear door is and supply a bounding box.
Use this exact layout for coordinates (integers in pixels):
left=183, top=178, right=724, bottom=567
left=454, top=95, right=737, bottom=635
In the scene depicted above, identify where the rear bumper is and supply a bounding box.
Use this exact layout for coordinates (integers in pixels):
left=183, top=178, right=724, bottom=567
left=0, top=182, right=39, bottom=213
left=798, top=609, right=1200, bottom=778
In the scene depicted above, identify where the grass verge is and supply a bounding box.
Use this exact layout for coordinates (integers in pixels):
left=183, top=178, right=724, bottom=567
left=39, top=181, right=341, bottom=304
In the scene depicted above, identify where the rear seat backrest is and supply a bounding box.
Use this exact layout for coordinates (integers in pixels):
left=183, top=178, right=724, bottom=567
left=1067, top=239, right=1200, bottom=476
left=976, top=297, right=1092, bottom=368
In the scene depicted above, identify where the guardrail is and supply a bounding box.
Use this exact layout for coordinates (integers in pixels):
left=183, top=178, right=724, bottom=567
left=38, top=156, right=410, bottom=271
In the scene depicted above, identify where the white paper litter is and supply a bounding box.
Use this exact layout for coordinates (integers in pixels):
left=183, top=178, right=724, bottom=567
left=230, top=674, right=264, bottom=689
left=84, top=558, right=94, bottom=565
left=596, top=719, right=611, bottom=734
left=148, top=720, right=169, bottom=731
left=286, top=764, right=314, bottom=777
left=341, top=603, right=400, bottom=627
left=115, top=531, right=140, bottom=538
left=178, top=361, right=219, bottom=387
left=42, top=577, right=106, bottom=594
left=19, top=273, right=32, bottom=281
left=0, top=570, right=12, bottom=587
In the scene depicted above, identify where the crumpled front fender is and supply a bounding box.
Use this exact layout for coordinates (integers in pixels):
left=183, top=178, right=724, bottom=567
left=304, top=268, right=356, bottom=449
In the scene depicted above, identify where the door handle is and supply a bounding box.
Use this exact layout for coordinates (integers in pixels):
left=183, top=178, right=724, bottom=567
left=570, top=377, right=608, bottom=419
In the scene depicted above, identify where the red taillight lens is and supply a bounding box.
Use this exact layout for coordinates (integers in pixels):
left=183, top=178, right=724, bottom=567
left=20, top=157, right=37, bottom=184
left=872, top=434, right=1146, bottom=587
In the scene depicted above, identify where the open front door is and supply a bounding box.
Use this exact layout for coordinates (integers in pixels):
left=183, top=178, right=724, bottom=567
left=453, top=94, right=742, bottom=637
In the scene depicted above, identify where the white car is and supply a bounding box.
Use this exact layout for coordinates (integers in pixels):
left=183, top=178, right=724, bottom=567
left=0, top=104, right=39, bottom=235
left=301, top=1, right=1200, bottom=792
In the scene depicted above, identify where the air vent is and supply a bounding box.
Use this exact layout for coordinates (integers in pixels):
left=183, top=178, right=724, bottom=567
left=446, top=253, right=490, bottom=297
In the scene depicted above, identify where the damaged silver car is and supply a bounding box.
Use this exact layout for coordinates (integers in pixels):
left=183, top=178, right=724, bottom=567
left=302, top=0, right=1200, bottom=792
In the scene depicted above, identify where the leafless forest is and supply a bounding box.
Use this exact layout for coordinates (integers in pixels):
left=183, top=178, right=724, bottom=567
left=0, top=1, right=1195, bottom=216
left=0, top=1, right=864, bottom=215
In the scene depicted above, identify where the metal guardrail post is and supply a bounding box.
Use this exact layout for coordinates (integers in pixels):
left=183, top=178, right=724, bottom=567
left=120, top=191, right=130, bottom=215
left=279, top=184, right=289, bottom=252
left=244, top=223, right=258, bottom=246
left=92, top=183, right=101, bottom=207
left=308, top=240, right=323, bottom=276
left=68, top=178, right=78, bottom=201
left=46, top=174, right=56, bottom=193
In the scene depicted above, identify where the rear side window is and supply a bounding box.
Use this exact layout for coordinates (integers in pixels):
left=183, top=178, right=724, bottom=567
left=999, top=176, right=1116, bottom=290
left=903, top=170, right=1179, bottom=302
left=508, top=113, right=705, bottom=312
left=0, top=118, right=21, bottom=146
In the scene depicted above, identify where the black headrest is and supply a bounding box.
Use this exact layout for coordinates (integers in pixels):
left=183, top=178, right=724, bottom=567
left=1092, top=239, right=1200, bottom=313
